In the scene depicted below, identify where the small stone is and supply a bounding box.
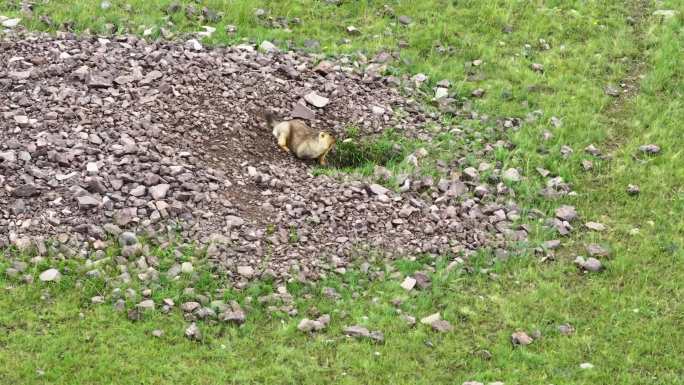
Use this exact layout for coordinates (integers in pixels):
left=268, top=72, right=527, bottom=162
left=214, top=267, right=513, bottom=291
left=435, top=87, right=449, bottom=99
left=259, top=40, right=278, bottom=52
left=586, top=244, right=609, bottom=258
left=431, top=320, right=453, bottom=333
left=368, top=183, right=390, bottom=196
left=185, top=322, right=202, bottom=341
left=582, top=160, right=593, bottom=171
left=219, top=310, right=246, bottom=324
left=605, top=85, right=621, bottom=97
left=346, top=25, right=361, bottom=35
left=151, top=329, right=164, bottom=338
left=639, top=144, right=661, bottom=155
left=531, top=63, right=544, bottom=72
left=91, top=296, right=105, bottom=304
left=543, top=239, right=561, bottom=249
left=580, top=363, right=594, bottom=369
left=413, top=272, right=431, bottom=290
left=1, top=18, right=21, bottom=28
left=420, top=313, right=440, bottom=325
left=400, top=276, right=417, bottom=291
left=555, top=205, right=578, bottom=222
left=627, top=184, right=640, bottom=195
left=39, top=268, right=61, bottom=282
left=118, top=232, right=138, bottom=247
left=652, top=10, right=677, bottom=19
left=137, top=300, right=155, bottom=310
left=298, top=318, right=325, bottom=332
left=402, top=314, right=416, bottom=326
left=471, top=88, right=486, bottom=98
left=582, top=257, right=603, bottom=272
left=585, top=144, right=601, bottom=156
left=502, top=168, right=521, bottom=183
left=343, top=325, right=370, bottom=338
left=100, top=1, right=111, bottom=10
left=462, top=382, right=484, bottom=385
left=585, top=222, right=606, bottom=232
left=511, top=331, right=533, bottom=346
left=398, top=15, right=412, bottom=25
left=226, top=215, right=245, bottom=228
left=13, top=115, right=29, bottom=126
left=77, top=195, right=101, bottom=210
left=181, top=302, right=201, bottom=313
left=185, top=39, right=203, bottom=51
left=291, top=103, right=315, bottom=120
left=304, top=92, right=330, bottom=108
left=369, top=330, right=385, bottom=343
left=558, top=324, right=575, bottom=335
left=179, top=262, right=194, bottom=274
left=237, top=265, right=255, bottom=278
left=149, top=184, right=171, bottom=200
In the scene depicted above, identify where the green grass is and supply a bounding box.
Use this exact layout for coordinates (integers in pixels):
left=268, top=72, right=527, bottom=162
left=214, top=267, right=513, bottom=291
left=2, top=0, right=683, bottom=384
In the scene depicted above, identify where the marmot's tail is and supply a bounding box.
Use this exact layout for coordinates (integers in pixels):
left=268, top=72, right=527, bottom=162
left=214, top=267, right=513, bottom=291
left=261, top=110, right=278, bottom=129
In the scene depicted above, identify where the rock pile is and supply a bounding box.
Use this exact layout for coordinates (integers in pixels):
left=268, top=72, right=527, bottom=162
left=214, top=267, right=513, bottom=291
left=1, top=33, right=526, bottom=282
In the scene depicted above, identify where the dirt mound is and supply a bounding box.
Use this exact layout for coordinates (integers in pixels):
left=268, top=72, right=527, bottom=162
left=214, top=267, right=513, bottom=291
left=0, top=33, right=526, bottom=282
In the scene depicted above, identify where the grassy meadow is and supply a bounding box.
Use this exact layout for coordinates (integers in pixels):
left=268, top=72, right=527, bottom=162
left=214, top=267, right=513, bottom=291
left=1, top=0, right=682, bottom=384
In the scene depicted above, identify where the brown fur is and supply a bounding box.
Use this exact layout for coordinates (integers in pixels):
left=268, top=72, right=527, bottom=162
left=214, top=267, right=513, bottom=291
left=262, top=110, right=336, bottom=165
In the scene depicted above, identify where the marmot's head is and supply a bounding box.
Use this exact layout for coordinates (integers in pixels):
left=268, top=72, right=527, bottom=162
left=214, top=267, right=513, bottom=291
left=318, top=131, right=336, bottom=148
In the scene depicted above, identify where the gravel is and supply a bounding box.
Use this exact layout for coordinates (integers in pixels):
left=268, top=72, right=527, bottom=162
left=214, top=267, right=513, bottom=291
left=0, top=32, right=528, bottom=284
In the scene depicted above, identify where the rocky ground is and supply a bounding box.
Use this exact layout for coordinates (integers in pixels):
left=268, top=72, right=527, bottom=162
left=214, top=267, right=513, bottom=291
left=1, top=32, right=529, bottom=283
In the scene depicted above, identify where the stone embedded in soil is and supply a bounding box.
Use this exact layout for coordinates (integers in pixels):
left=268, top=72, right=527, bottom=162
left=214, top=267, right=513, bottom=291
left=346, top=25, right=361, bottom=35
left=344, top=325, right=370, bottom=338
left=137, top=300, right=155, bottom=310
left=237, top=265, right=255, bottom=278
left=291, top=103, right=315, bottom=120
left=558, top=323, right=575, bottom=335
left=638, top=144, right=661, bottom=155
left=582, top=160, right=593, bottom=171
left=502, top=168, right=521, bottom=183
left=420, top=313, right=440, bottom=325
left=471, top=88, right=486, bottom=98
left=531, top=63, right=544, bottom=72
left=152, top=329, right=164, bottom=338
left=400, top=276, right=417, bottom=291
left=431, top=320, right=453, bottom=333
left=555, top=205, right=578, bottom=222
left=627, top=184, right=641, bottom=195
left=604, top=85, right=621, bottom=97
left=39, top=268, right=61, bottom=282
left=181, top=262, right=194, bottom=274
left=586, top=244, right=609, bottom=258
left=511, top=331, right=533, bottom=346
left=118, top=232, right=138, bottom=247
left=219, top=310, right=246, bottom=324
left=298, top=318, right=325, bottom=332
left=2, top=18, right=21, bottom=28
left=585, top=222, right=606, bottom=232
left=259, top=40, right=278, bottom=53
left=413, top=271, right=431, bottom=290
left=185, top=322, right=202, bottom=340
left=398, top=15, right=412, bottom=25
left=304, top=92, right=330, bottom=108
left=575, top=256, right=603, bottom=272
left=149, top=184, right=171, bottom=200
left=543, top=239, right=561, bottom=249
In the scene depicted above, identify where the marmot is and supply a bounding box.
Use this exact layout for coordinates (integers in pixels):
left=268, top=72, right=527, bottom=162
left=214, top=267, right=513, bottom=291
left=262, top=110, right=336, bottom=165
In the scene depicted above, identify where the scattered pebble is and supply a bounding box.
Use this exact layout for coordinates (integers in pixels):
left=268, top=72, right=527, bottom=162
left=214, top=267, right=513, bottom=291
left=39, top=268, right=61, bottom=282
left=511, top=331, right=533, bottom=346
